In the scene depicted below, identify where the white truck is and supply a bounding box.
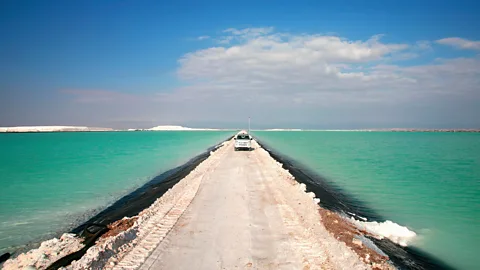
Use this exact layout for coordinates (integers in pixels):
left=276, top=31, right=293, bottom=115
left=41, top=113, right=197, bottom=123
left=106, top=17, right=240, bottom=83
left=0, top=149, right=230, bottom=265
left=234, top=133, right=252, bottom=151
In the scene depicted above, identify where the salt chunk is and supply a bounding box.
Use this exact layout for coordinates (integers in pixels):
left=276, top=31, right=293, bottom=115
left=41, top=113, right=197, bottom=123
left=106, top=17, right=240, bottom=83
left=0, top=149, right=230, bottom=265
left=352, top=238, right=363, bottom=247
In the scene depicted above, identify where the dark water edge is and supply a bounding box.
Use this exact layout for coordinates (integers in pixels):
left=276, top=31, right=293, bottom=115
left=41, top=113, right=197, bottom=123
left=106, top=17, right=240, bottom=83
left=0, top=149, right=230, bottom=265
left=255, top=139, right=456, bottom=270
left=72, top=135, right=233, bottom=234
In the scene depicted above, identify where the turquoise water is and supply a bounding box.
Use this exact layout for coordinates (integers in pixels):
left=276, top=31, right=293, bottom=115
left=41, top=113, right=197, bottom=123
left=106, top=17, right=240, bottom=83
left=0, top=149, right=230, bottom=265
left=253, top=131, right=480, bottom=270
left=0, top=131, right=232, bottom=254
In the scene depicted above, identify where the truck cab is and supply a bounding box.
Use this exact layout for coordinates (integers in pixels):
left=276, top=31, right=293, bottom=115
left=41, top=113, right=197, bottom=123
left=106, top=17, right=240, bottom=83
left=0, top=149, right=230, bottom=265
left=234, top=133, right=252, bottom=151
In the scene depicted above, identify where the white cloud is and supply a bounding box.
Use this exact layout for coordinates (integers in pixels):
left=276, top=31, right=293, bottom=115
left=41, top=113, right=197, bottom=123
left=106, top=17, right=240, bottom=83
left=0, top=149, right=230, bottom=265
left=178, top=28, right=412, bottom=95
left=216, top=27, right=275, bottom=44
left=197, top=35, right=210, bottom=41
left=58, top=28, right=480, bottom=128
left=170, top=28, right=480, bottom=127
left=217, top=35, right=234, bottom=44
left=223, top=27, right=274, bottom=38
left=436, top=37, right=480, bottom=50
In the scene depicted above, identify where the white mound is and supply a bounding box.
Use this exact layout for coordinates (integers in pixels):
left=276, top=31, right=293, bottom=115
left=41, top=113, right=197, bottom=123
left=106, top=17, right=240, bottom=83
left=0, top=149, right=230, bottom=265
left=349, top=218, right=417, bottom=246
left=264, top=128, right=303, bottom=131
left=148, top=125, right=218, bottom=131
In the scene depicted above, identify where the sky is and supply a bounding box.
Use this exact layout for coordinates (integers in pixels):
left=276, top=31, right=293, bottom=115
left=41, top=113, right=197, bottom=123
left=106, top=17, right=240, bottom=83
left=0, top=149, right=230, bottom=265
left=1, top=0, right=479, bottom=129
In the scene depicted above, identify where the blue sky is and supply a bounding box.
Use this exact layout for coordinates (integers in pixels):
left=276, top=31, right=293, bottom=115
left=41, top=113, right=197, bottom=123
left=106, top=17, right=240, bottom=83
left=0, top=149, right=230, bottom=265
left=1, top=0, right=479, bottom=129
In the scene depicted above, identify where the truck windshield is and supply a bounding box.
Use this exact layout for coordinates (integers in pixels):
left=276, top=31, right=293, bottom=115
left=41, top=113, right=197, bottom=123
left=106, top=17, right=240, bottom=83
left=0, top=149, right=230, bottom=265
left=236, top=135, right=250, bottom=140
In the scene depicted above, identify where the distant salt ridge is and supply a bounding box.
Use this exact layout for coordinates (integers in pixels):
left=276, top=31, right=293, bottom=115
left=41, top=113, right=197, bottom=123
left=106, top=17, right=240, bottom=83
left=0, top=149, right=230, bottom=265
left=264, top=128, right=303, bottom=131
left=0, top=126, right=113, bottom=133
left=348, top=218, right=417, bottom=247
left=148, top=125, right=218, bottom=131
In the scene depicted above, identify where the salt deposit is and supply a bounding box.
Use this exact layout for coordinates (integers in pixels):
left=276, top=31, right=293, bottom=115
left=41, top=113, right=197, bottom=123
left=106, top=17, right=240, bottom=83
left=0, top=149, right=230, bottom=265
left=0, top=126, right=113, bottom=133
left=348, top=219, right=417, bottom=247
left=2, top=233, right=84, bottom=270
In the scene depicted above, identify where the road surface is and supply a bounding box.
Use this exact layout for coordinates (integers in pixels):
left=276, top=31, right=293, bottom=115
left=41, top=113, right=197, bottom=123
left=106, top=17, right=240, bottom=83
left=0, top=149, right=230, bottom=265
left=109, top=140, right=367, bottom=270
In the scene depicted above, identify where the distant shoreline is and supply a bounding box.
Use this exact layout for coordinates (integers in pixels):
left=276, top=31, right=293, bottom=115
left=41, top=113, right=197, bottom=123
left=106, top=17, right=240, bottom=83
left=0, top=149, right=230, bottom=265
left=0, top=126, right=232, bottom=133
left=1, top=125, right=479, bottom=133
left=260, top=129, right=480, bottom=132
left=0, top=126, right=114, bottom=133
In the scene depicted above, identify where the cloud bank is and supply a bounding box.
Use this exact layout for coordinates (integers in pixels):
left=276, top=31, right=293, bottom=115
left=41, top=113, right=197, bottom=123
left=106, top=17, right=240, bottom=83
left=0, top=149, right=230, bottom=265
left=61, top=28, right=480, bottom=129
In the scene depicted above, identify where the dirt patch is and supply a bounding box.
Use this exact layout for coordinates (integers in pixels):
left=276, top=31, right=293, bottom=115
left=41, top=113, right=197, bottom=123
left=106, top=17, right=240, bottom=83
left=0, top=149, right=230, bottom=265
left=100, top=217, right=138, bottom=239
left=318, top=208, right=393, bottom=270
